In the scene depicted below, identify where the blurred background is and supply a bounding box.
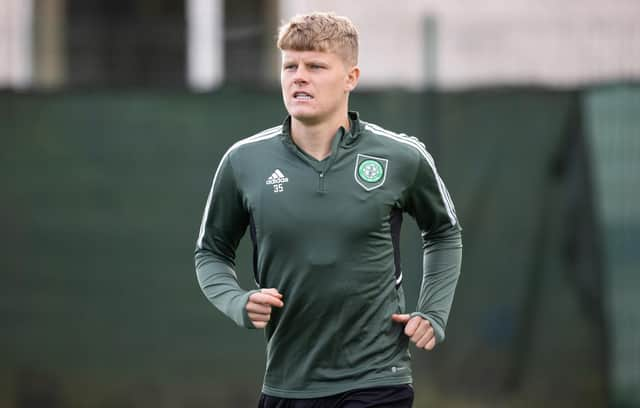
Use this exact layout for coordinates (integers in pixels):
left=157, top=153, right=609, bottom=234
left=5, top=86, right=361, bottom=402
left=1, top=0, right=639, bottom=407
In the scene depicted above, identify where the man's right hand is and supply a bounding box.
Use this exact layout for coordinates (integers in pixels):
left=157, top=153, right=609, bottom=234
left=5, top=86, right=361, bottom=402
left=246, top=288, right=284, bottom=329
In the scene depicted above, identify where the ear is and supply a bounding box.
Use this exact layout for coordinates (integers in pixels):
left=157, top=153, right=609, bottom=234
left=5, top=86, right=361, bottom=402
left=345, top=65, right=360, bottom=92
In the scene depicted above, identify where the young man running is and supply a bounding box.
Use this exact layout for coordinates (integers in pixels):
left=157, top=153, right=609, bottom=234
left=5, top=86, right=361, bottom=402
left=195, top=12, right=462, bottom=407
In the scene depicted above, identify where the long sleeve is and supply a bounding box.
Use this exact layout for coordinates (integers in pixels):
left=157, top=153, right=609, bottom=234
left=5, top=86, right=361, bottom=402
left=404, top=149, right=463, bottom=343
left=194, top=150, right=256, bottom=328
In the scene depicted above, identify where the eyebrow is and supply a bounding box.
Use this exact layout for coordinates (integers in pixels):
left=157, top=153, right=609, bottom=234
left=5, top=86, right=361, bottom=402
left=282, top=60, right=329, bottom=66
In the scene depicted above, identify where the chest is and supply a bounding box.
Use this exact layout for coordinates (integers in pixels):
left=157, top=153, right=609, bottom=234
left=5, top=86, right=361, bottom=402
left=241, top=150, right=406, bottom=237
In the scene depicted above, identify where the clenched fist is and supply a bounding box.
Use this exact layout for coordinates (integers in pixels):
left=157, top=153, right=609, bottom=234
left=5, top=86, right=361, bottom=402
left=391, top=314, right=436, bottom=350
left=246, top=288, right=284, bottom=329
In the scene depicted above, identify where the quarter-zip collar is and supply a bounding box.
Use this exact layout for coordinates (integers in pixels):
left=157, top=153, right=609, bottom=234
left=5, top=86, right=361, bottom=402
left=280, top=111, right=362, bottom=192
left=342, top=111, right=361, bottom=147
left=281, top=111, right=362, bottom=154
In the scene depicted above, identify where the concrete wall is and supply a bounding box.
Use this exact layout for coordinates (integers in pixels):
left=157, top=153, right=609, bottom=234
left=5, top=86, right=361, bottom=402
left=279, top=0, right=640, bottom=89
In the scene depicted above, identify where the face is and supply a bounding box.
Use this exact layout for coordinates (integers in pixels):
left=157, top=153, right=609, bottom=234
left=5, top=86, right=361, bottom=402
left=280, top=49, right=359, bottom=126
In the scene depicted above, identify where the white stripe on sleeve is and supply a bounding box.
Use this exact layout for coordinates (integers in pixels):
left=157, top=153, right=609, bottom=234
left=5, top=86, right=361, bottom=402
left=196, top=126, right=281, bottom=248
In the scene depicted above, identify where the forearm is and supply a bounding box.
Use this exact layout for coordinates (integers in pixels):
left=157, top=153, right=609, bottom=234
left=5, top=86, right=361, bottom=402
left=195, top=251, right=258, bottom=328
left=413, top=228, right=462, bottom=343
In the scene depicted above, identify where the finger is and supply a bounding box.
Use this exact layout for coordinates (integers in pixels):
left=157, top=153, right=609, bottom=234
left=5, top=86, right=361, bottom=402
left=425, top=336, right=436, bottom=350
left=246, top=302, right=271, bottom=314
left=391, top=314, right=411, bottom=323
left=415, top=335, right=429, bottom=349
left=260, top=288, right=283, bottom=298
left=252, top=320, right=267, bottom=329
left=248, top=312, right=271, bottom=322
left=250, top=293, right=284, bottom=308
left=415, top=328, right=434, bottom=349
left=404, top=316, right=421, bottom=337
left=410, top=323, right=428, bottom=344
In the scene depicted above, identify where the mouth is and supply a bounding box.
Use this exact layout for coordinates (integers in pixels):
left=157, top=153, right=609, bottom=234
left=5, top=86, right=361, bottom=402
left=293, top=91, right=313, bottom=101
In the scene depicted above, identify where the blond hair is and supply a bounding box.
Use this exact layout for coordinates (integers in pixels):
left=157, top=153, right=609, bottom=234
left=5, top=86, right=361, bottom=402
left=277, top=12, right=359, bottom=66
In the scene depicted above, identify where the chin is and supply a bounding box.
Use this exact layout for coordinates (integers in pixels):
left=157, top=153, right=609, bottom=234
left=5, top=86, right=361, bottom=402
left=289, top=108, right=321, bottom=123
left=293, top=114, right=324, bottom=126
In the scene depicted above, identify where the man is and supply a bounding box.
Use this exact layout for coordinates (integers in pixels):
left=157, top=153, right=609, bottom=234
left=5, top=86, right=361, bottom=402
left=195, top=12, right=462, bottom=407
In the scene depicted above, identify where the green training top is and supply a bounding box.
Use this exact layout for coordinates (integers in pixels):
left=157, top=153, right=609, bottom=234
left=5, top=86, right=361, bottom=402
left=195, top=112, right=462, bottom=398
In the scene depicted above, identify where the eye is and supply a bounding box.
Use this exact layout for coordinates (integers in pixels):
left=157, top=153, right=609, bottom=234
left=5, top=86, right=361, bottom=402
left=310, top=64, right=324, bottom=69
left=284, top=64, right=296, bottom=71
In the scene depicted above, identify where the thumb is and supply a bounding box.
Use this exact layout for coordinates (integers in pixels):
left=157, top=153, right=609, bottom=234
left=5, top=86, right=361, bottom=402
left=260, top=288, right=283, bottom=298
left=391, top=314, right=411, bottom=324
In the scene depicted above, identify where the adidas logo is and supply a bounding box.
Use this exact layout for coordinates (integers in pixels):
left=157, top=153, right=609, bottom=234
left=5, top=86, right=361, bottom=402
left=265, top=169, right=289, bottom=185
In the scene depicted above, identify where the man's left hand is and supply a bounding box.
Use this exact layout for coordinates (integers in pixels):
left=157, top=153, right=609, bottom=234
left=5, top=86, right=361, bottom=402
left=391, top=314, right=436, bottom=350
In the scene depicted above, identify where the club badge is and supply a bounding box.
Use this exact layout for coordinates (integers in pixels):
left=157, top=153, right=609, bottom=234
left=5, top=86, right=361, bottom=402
left=355, top=154, right=388, bottom=191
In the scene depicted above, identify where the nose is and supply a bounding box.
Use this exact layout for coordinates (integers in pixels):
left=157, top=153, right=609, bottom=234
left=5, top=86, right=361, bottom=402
left=292, top=67, right=308, bottom=85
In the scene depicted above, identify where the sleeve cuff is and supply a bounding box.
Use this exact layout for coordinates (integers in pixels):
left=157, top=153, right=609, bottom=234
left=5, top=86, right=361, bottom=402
left=240, top=289, right=261, bottom=329
left=410, top=312, right=446, bottom=344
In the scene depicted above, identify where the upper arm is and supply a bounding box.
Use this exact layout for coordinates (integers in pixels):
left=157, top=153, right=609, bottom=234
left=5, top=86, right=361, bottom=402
left=403, top=149, right=460, bottom=236
left=195, top=150, right=249, bottom=266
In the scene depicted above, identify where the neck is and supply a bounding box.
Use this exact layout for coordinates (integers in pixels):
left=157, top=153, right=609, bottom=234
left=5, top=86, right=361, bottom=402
left=290, top=111, right=350, bottom=161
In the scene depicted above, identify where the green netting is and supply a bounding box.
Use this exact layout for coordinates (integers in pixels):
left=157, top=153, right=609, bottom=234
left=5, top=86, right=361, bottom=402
left=585, top=84, right=640, bottom=407
left=0, top=87, right=610, bottom=407
left=416, top=89, right=606, bottom=406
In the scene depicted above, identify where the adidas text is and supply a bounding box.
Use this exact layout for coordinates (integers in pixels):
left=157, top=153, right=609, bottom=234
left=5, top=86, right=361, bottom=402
left=266, top=169, right=289, bottom=193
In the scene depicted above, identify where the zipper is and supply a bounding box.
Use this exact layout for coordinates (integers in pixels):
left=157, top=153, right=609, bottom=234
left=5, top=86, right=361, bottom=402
left=318, top=171, right=326, bottom=193
left=282, top=124, right=346, bottom=195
